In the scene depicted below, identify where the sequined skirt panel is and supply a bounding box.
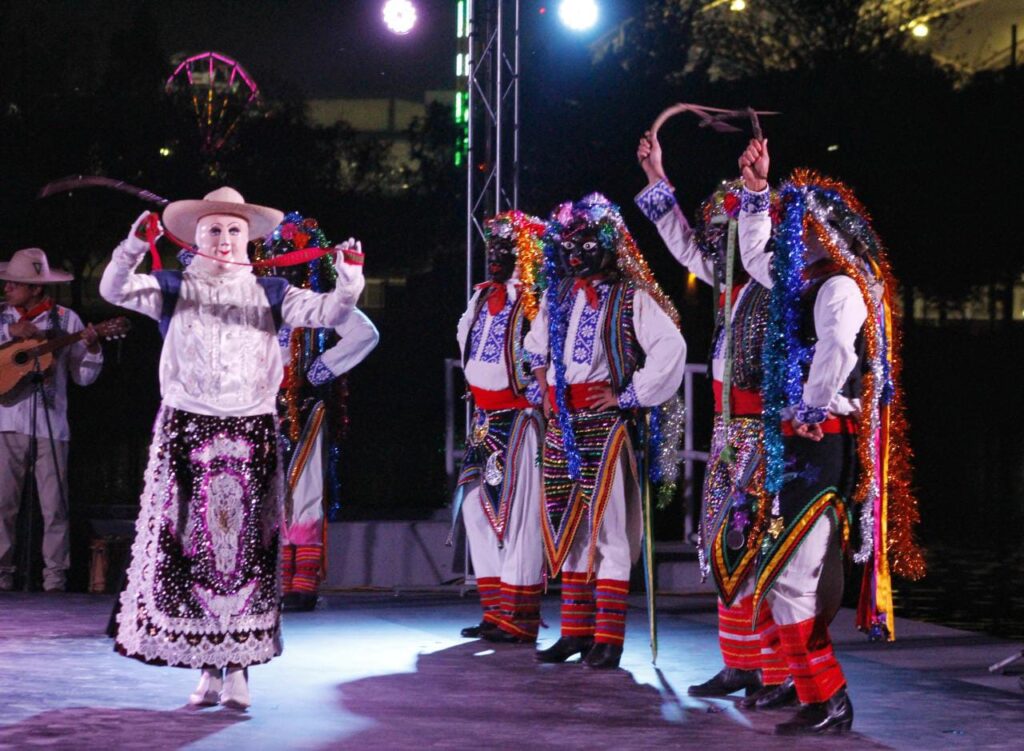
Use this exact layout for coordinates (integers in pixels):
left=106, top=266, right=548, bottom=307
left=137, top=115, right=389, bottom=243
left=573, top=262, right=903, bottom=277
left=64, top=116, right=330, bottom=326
left=701, top=416, right=768, bottom=606
left=752, top=432, right=856, bottom=617
left=541, top=409, right=631, bottom=575
left=457, top=408, right=542, bottom=544
left=116, top=405, right=283, bottom=668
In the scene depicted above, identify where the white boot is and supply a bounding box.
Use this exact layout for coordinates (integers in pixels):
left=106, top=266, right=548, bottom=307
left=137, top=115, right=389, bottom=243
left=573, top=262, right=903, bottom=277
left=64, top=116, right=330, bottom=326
left=188, top=668, right=223, bottom=706
left=220, top=667, right=250, bottom=710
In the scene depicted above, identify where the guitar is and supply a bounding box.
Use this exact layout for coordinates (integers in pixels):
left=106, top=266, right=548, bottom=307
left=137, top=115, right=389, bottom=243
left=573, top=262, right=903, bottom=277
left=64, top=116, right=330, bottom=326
left=0, top=317, right=131, bottom=404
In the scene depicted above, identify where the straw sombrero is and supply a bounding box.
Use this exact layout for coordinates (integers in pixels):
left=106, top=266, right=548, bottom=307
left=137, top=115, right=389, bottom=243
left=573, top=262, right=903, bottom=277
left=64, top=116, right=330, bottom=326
left=163, top=187, right=284, bottom=241
left=0, top=247, right=73, bottom=284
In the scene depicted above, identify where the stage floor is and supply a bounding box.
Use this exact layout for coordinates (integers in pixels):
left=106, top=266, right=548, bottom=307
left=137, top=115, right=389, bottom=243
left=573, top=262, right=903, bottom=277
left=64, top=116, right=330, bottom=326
left=0, top=591, right=1021, bottom=750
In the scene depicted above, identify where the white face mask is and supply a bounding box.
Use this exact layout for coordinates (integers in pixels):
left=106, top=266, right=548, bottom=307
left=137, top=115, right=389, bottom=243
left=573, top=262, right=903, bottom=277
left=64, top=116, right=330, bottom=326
left=192, top=213, right=250, bottom=275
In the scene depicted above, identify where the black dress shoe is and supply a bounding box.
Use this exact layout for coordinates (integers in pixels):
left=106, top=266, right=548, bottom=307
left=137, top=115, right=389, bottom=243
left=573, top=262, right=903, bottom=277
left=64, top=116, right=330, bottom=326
left=775, top=688, right=854, bottom=735
left=460, top=621, right=497, bottom=638
left=535, top=636, right=594, bottom=663
left=582, top=642, right=622, bottom=669
left=282, top=593, right=318, bottom=612
left=739, top=677, right=798, bottom=710
left=688, top=667, right=763, bottom=697
left=482, top=627, right=535, bottom=644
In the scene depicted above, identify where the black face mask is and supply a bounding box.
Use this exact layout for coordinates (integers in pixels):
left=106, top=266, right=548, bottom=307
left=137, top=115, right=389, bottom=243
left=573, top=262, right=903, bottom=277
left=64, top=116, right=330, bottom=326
left=559, top=228, right=611, bottom=278
left=486, top=237, right=516, bottom=282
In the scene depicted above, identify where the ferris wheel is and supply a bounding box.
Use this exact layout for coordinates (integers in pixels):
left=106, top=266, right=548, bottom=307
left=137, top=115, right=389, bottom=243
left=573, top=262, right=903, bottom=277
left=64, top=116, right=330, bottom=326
left=165, top=51, right=259, bottom=154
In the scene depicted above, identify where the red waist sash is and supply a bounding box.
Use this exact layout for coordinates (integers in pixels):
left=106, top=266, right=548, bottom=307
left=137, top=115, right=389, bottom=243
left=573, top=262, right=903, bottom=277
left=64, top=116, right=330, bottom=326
left=781, top=416, right=858, bottom=436
left=547, top=381, right=612, bottom=414
left=712, top=380, right=764, bottom=417
left=470, top=386, right=531, bottom=411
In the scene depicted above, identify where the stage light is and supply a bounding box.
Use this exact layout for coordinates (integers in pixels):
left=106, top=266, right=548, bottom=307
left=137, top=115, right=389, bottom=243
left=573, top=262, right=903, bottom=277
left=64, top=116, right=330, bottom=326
left=159, top=147, right=172, bottom=157
left=729, top=0, right=746, bottom=11
left=911, top=22, right=929, bottom=39
left=827, top=144, right=839, bottom=152
left=558, top=0, right=599, bottom=32
left=382, top=0, right=417, bottom=35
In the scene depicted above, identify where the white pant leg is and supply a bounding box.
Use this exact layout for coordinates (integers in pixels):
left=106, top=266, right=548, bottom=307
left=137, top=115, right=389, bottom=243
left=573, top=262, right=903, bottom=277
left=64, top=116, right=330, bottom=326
left=0, top=433, right=30, bottom=576
left=498, top=417, right=543, bottom=587
left=561, top=440, right=641, bottom=582
left=462, top=484, right=503, bottom=579
left=35, top=438, right=69, bottom=589
left=766, top=514, right=844, bottom=626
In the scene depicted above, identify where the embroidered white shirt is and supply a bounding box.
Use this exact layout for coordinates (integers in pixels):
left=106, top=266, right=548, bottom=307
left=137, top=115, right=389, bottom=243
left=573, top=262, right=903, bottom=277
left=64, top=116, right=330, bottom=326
left=456, top=282, right=521, bottom=392
left=525, top=282, right=686, bottom=408
left=100, top=242, right=363, bottom=417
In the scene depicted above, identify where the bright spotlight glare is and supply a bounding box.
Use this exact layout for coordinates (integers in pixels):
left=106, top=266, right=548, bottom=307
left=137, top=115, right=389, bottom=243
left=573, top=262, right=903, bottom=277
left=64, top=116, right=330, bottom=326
left=382, top=0, right=417, bottom=35
left=729, top=0, right=746, bottom=11
left=911, top=22, right=929, bottom=39
left=558, top=0, right=599, bottom=32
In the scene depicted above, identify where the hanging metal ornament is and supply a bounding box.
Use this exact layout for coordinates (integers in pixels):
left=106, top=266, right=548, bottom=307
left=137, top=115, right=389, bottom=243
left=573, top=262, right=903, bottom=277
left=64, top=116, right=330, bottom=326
left=484, top=451, right=504, bottom=486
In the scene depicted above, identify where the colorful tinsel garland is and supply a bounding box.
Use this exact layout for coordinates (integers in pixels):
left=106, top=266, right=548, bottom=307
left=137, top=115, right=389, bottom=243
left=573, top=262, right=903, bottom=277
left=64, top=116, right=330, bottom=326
left=542, top=193, right=684, bottom=489
left=763, top=171, right=925, bottom=639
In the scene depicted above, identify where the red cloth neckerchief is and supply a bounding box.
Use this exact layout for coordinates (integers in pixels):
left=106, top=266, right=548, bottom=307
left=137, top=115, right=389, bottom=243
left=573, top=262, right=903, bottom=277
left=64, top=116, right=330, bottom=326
left=475, top=280, right=512, bottom=315
left=16, top=297, right=53, bottom=323
left=572, top=274, right=606, bottom=310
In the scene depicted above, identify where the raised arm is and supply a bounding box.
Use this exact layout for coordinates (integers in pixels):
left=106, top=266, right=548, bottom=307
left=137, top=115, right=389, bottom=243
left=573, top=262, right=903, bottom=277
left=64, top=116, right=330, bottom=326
left=282, top=239, right=366, bottom=329
left=737, top=139, right=774, bottom=288
left=99, top=211, right=164, bottom=320
left=635, top=132, right=715, bottom=284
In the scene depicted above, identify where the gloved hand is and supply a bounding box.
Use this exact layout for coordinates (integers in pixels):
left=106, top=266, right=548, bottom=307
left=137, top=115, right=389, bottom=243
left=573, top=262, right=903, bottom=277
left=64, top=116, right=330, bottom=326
left=333, top=238, right=365, bottom=298
left=124, top=210, right=161, bottom=258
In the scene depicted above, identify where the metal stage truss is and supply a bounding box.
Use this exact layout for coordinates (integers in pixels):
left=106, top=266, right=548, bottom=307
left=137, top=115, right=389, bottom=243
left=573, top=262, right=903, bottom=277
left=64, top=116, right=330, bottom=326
left=459, top=0, right=521, bottom=304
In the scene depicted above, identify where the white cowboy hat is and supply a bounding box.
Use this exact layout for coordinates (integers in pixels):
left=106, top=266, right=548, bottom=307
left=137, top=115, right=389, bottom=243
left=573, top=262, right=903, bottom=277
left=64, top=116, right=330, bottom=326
left=0, top=247, right=73, bottom=284
left=162, top=186, right=284, bottom=241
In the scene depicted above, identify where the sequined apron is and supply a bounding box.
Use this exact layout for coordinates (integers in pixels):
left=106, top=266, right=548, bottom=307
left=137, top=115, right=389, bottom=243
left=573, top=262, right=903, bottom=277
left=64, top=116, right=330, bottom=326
left=702, top=415, right=769, bottom=606
left=540, top=408, right=632, bottom=576
left=752, top=431, right=856, bottom=619
left=116, top=405, right=283, bottom=668
left=457, top=408, right=540, bottom=545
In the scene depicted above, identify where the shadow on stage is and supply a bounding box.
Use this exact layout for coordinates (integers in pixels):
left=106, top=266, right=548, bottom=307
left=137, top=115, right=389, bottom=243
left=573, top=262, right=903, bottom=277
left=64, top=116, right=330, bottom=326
left=324, top=641, right=888, bottom=750
left=0, top=706, right=248, bottom=749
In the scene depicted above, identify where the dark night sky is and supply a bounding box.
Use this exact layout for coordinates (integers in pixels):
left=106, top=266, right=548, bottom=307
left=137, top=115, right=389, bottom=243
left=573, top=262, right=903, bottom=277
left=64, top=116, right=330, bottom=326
left=23, top=0, right=637, bottom=99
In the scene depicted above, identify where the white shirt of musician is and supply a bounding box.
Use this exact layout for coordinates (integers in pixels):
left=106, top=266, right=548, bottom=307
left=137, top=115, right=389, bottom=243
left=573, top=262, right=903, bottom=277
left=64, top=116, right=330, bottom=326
left=0, top=305, right=103, bottom=440
left=100, top=242, right=363, bottom=417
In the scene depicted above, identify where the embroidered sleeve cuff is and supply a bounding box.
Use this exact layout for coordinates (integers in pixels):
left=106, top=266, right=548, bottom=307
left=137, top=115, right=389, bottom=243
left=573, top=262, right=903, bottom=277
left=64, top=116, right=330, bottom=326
left=525, top=380, right=543, bottom=406
left=276, top=325, right=293, bottom=348
left=617, top=383, right=641, bottom=409
left=741, top=187, right=771, bottom=215
left=634, top=179, right=677, bottom=223
left=528, top=352, right=548, bottom=370
left=795, top=402, right=828, bottom=425
left=306, top=355, right=337, bottom=386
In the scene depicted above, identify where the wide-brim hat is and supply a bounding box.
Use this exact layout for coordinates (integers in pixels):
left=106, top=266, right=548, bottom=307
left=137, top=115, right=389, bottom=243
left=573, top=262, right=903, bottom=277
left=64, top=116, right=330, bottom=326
left=163, top=186, right=284, bottom=241
left=0, top=247, right=73, bottom=284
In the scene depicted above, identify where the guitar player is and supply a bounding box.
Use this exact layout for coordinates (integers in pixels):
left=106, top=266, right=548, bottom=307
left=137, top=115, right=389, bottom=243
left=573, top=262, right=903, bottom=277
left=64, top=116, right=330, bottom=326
left=0, top=247, right=103, bottom=592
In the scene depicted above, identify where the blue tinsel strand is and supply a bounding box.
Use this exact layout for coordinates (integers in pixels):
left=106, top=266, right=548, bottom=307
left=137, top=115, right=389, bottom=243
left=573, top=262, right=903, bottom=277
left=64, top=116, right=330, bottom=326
left=542, top=225, right=582, bottom=481
left=762, top=186, right=812, bottom=494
